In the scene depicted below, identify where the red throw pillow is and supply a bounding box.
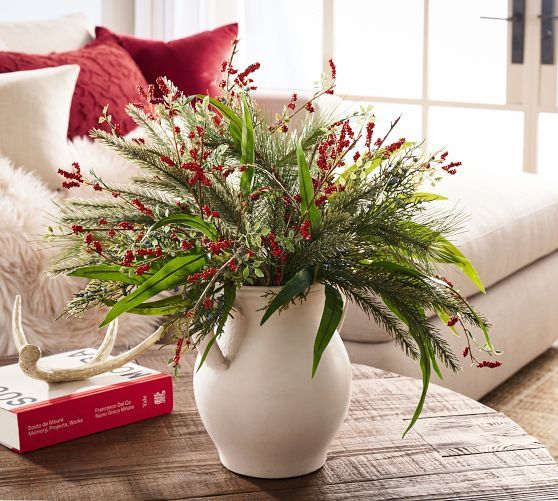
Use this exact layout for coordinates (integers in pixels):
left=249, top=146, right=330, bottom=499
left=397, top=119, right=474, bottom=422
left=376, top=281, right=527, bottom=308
left=95, top=24, right=238, bottom=97
left=0, top=40, right=147, bottom=138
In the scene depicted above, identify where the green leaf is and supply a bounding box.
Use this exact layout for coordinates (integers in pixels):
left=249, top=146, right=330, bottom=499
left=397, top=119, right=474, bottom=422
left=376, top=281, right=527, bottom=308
left=260, top=267, right=314, bottom=325
left=363, top=260, right=422, bottom=278
left=411, top=192, right=448, bottom=202
left=202, top=96, right=242, bottom=147
left=100, top=252, right=206, bottom=327
left=296, top=140, right=321, bottom=235
left=103, top=294, right=186, bottom=315
left=431, top=235, right=485, bottom=293
left=312, top=285, right=344, bottom=377
left=407, top=222, right=485, bottom=294
left=69, top=264, right=142, bottom=285
left=216, top=282, right=237, bottom=336
left=403, top=334, right=431, bottom=438
left=240, top=94, right=255, bottom=197
left=196, top=332, right=219, bottom=373
left=144, top=214, right=219, bottom=241
left=363, top=157, right=383, bottom=175
left=380, top=296, right=433, bottom=436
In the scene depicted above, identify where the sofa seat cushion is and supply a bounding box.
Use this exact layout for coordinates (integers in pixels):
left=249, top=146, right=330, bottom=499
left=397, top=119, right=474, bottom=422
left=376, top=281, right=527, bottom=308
left=341, top=171, right=558, bottom=343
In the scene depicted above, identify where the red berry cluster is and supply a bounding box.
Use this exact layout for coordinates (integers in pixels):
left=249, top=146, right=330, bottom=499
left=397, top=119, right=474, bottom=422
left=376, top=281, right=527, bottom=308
left=182, top=161, right=211, bottom=187
left=72, top=224, right=84, bottom=234
left=58, top=162, right=83, bottom=189
left=208, top=239, right=231, bottom=255
left=476, top=360, right=502, bottom=369
left=317, top=120, right=354, bottom=171
left=98, top=218, right=108, bottom=226
left=160, top=156, right=175, bottom=167
left=300, top=220, right=311, bottom=240
left=156, top=76, right=169, bottom=96
left=219, top=58, right=259, bottom=94
left=447, top=316, right=459, bottom=327
left=383, top=138, right=406, bottom=159
left=181, top=240, right=193, bottom=251
left=265, top=232, right=285, bottom=260
left=328, top=59, right=337, bottom=80
left=364, top=121, right=375, bottom=149
left=228, top=259, right=238, bottom=272
left=462, top=346, right=470, bottom=358
left=134, top=84, right=160, bottom=120
left=287, top=93, right=298, bottom=110
left=119, top=222, right=135, bottom=230
left=136, top=246, right=163, bottom=258
left=122, top=250, right=135, bottom=266
left=202, top=204, right=220, bottom=218
left=315, top=182, right=342, bottom=206
left=92, top=241, right=103, bottom=254
left=132, top=198, right=154, bottom=217
left=203, top=297, right=214, bottom=310
left=135, top=263, right=151, bottom=275
left=442, top=161, right=462, bottom=175
left=187, top=267, right=218, bottom=283
left=172, top=337, right=183, bottom=368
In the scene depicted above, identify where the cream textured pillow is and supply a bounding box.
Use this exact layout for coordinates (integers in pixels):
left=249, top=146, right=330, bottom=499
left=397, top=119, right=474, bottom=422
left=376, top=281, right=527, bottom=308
left=0, top=12, right=92, bottom=54
left=0, top=65, right=79, bottom=190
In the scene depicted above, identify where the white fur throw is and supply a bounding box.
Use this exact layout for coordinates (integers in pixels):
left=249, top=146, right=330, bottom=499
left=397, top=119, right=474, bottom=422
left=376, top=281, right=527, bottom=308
left=0, top=138, right=158, bottom=355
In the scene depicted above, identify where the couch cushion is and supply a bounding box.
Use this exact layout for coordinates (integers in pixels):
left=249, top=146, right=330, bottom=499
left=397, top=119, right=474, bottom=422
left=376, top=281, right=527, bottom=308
left=0, top=65, right=79, bottom=190
left=0, top=13, right=92, bottom=54
left=0, top=39, right=148, bottom=138
left=95, top=24, right=237, bottom=98
left=341, top=171, right=558, bottom=343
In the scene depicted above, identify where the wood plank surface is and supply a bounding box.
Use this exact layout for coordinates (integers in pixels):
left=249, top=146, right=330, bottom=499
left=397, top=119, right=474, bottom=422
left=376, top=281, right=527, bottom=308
left=0, top=347, right=557, bottom=500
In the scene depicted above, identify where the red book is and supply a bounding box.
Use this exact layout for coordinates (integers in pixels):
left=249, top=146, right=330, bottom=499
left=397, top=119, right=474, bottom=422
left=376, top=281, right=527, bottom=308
left=0, top=348, right=173, bottom=453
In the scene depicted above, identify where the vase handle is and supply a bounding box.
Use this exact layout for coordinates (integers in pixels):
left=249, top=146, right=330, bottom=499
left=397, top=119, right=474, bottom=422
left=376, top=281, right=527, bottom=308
left=196, top=332, right=230, bottom=371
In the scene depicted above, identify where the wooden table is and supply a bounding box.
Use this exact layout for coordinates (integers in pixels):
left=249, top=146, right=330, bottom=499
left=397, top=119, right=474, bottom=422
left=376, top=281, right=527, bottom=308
left=1, top=348, right=557, bottom=500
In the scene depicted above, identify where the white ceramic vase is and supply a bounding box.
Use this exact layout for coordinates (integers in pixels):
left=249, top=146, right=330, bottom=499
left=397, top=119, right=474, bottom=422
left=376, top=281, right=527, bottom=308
left=193, top=284, right=352, bottom=479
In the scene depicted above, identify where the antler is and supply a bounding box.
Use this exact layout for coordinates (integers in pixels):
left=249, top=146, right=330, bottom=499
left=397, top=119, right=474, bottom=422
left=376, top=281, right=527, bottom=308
left=12, top=295, right=164, bottom=383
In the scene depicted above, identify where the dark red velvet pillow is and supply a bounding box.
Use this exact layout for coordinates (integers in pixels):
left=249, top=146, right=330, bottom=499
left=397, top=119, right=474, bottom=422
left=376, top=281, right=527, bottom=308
left=95, top=24, right=238, bottom=97
left=0, top=40, right=147, bottom=138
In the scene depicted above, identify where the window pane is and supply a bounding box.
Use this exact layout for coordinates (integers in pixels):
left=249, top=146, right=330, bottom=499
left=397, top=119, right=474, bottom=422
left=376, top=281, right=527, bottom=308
left=0, top=0, right=102, bottom=24
left=429, top=107, right=523, bottom=172
left=239, top=0, right=323, bottom=90
left=334, top=0, right=423, bottom=98
left=538, top=113, right=558, bottom=175
left=429, top=0, right=508, bottom=104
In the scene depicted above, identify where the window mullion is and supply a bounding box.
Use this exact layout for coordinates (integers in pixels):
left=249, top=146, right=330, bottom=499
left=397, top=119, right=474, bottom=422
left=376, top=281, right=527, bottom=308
left=322, top=0, right=334, bottom=74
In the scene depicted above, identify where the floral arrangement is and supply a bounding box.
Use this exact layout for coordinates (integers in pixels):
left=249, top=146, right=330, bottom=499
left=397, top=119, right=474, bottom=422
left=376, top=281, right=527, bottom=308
left=49, top=42, right=500, bottom=434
